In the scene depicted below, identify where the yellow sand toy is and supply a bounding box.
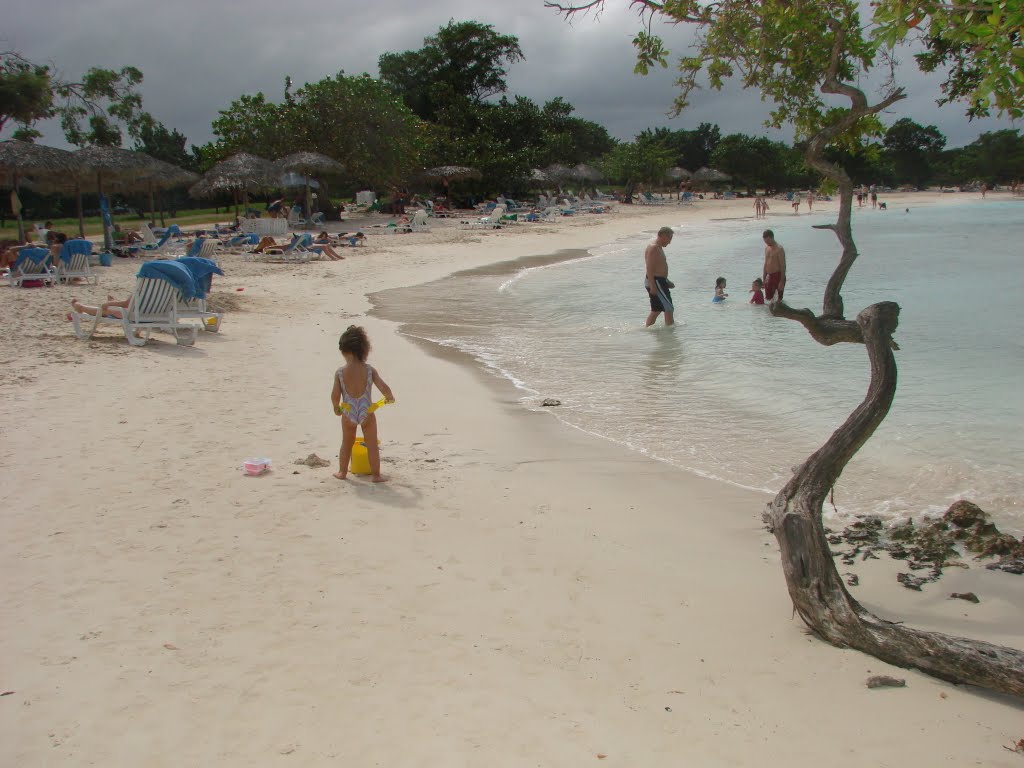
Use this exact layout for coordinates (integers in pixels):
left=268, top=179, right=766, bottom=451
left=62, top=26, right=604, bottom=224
left=334, top=399, right=393, bottom=474
left=335, top=398, right=392, bottom=417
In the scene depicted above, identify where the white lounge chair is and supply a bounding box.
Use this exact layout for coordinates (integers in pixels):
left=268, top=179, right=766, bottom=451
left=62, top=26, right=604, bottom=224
left=56, top=239, right=99, bottom=285
left=126, top=224, right=184, bottom=257
left=70, top=275, right=197, bottom=347
left=409, top=210, right=431, bottom=232
left=7, top=247, right=58, bottom=287
left=175, top=255, right=224, bottom=333
left=461, top=205, right=506, bottom=229
left=247, top=233, right=314, bottom=263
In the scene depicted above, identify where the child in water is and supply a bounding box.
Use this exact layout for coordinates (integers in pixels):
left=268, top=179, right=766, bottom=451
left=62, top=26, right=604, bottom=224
left=331, top=325, right=395, bottom=482
left=749, top=278, right=765, bottom=305
left=712, top=276, right=728, bottom=303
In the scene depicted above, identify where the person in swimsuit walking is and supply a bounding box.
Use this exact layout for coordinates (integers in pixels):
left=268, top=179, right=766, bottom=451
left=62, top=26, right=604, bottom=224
left=761, top=229, right=787, bottom=307
left=644, top=226, right=676, bottom=327
left=330, top=325, right=395, bottom=482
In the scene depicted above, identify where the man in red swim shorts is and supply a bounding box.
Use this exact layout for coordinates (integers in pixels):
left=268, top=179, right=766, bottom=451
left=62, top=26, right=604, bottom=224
left=762, top=229, right=787, bottom=305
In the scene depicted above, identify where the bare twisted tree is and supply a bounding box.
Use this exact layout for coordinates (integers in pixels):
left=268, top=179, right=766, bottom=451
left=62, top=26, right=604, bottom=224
left=547, top=0, right=1024, bottom=696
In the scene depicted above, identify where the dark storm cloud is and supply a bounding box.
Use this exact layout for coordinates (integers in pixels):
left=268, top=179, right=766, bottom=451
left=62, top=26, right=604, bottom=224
left=3, top=0, right=1013, bottom=150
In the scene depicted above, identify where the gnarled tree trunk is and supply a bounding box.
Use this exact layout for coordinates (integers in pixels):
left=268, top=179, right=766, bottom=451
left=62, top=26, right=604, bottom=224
left=763, top=27, right=1024, bottom=697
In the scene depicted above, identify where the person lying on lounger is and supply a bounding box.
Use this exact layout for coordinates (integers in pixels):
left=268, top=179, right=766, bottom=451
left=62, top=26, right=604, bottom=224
left=69, top=295, right=129, bottom=319
left=113, top=224, right=144, bottom=245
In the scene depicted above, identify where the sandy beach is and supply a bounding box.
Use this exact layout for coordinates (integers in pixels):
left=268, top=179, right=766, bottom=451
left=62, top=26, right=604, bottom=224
left=2, top=194, right=1022, bottom=766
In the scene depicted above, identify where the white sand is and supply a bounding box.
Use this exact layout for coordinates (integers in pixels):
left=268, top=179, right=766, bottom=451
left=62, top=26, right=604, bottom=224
left=2, top=193, right=1022, bottom=766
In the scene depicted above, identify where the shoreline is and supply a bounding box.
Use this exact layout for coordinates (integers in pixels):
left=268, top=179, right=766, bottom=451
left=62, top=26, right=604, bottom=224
left=3, top=192, right=1022, bottom=765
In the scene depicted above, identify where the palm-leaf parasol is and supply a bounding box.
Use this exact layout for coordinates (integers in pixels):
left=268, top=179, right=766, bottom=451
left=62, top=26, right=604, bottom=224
left=76, top=146, right=173, bottom=247
left=543, top=163, right=576, bottom=184
left=422, top=165, right=482, bottom=181
left=0, top=141, right=82, bottom=242
left=691, top=166, right=731, bottom=184
left=275, top=152, right=344, bottom=222
left=667, top=166, right=692, bottom=181
left=136, top=158, right=199, bottom=228
left=573, top=163, right=603, bottom=182
left=190, top=152, right=280, bottom=222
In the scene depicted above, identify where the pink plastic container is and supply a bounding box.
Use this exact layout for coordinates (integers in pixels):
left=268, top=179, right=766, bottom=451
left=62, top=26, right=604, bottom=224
left=243, top=457, right=271, bottom=476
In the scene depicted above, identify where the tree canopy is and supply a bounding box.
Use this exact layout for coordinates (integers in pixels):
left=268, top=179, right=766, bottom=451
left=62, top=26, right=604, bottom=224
left=378, top=20, right=525, bottom=121
left=205, top=72, right=425, bottom=187
left=0, top=52, right=149, bottom=147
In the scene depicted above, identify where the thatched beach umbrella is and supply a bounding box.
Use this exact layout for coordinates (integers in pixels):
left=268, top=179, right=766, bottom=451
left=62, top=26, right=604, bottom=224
left=422, top=165, right=482, bottom=181
left=0, top=141, right=82, bottom=243
left=275, top=151, right=344, bottom=220
left=573, top=163, right=603, bottom=182
left=692, top=167, right=731, bottom=183
left=667, top=166, right=692, bottom=181
left=75, top=146, right=170, bottom=248
left=421, top=165, right=482, bottom=200
left=529, top=168, right=550, bottom=183
left=189, top=152, right=280, bottom=222
left=136, top=158, right=198, bottom=228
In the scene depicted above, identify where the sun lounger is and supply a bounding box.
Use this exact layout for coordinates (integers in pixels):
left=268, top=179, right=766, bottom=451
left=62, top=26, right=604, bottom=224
left=70, top=263, right=199, bottom=346
left=247, top=233, right=314, bottom=262
left=7, top=247, right=57, bottom=287
left=56, top=239, right=98, bottom=284
left=461, top=205, right=506, bottom=229
left=175, top=256, right=225, bottom=332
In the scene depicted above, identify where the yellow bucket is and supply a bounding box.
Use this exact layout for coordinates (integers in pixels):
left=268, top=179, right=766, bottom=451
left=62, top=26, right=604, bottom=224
left=350, top=438, right=371, bottom=475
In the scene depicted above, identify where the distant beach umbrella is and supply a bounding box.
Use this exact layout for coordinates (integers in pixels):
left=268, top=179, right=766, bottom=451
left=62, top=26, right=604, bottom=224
left=0, top=140, right=81, bottom=242
left=667, top=166, right=692, bottom=181
left=75, top=146, right=177, bottom=248
left=190, top=152, right=280, bottom=222
left=529, top=168, right=550, bottom=183
left=422, top=165, right=482, bottom=181
left=276, top=152, right=344, bottom=218
left=692, top=167, right=731, bottom=183
left=573, top=163, right=603, bottom=182
left=280, top=171, right=320, bottom=189
left=543, top=163, right=576, bottom=183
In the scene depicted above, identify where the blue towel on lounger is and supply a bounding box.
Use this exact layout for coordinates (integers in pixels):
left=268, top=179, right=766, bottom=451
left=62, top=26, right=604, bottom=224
left=15, top=247, right=51, bottom=269
left=183, top=239, right=205, bottom=259
left=175, top=256, right=224, bottom=299
left=138, top=259, right=199, bottom=299
left=59, top=238, right=93, bottom=265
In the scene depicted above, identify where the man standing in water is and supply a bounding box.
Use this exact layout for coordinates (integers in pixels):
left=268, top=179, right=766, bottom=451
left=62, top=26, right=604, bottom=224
left=644, top=226, right=676, bottom=326
left=762, top=229, right=787, bottom=307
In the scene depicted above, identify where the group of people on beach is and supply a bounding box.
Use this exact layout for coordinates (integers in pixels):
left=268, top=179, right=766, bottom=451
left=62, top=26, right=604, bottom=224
left=643, top=226, right=786, bottom=326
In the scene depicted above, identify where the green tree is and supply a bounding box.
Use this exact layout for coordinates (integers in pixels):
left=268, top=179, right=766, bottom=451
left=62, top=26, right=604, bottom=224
left=55, top=66, right=148, bottom=147
left=134, top=118, right=195, bottom=170
left=0, top=53, right=148, bottom=147
left=378, top=20, right=524, bottom=121
left=960, top=129, right=1024, bottom=185
left=209, top=92, right=291, bottom=160
left=601, top=138, right=674, bottom=201
left=0, top=52, right=53, bottom=139
left=709, top=134, right=794, bottom=191
left=208, top=73, right=424, bottom=188
left=549, top=0, right=1024, bottom=695
left=882, top=118, right=946, bottom=188
left=639, top=123, right=722, bottom=170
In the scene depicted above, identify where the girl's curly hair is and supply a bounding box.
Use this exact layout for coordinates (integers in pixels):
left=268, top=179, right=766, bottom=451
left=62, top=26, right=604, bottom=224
left=339, top=325, right=371, bottom=361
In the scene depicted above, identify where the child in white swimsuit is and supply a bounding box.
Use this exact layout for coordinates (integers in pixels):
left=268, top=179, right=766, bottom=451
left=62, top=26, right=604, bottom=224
left=331, top=325, right=395, bottom=482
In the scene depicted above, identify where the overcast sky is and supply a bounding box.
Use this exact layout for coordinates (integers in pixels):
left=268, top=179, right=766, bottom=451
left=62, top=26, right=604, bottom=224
left=4, top=0, right=1016, bottom=151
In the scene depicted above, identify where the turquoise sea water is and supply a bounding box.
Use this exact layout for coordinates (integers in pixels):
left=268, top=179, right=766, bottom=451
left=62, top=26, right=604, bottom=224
left=375, top=199, right=1024, bottom=531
